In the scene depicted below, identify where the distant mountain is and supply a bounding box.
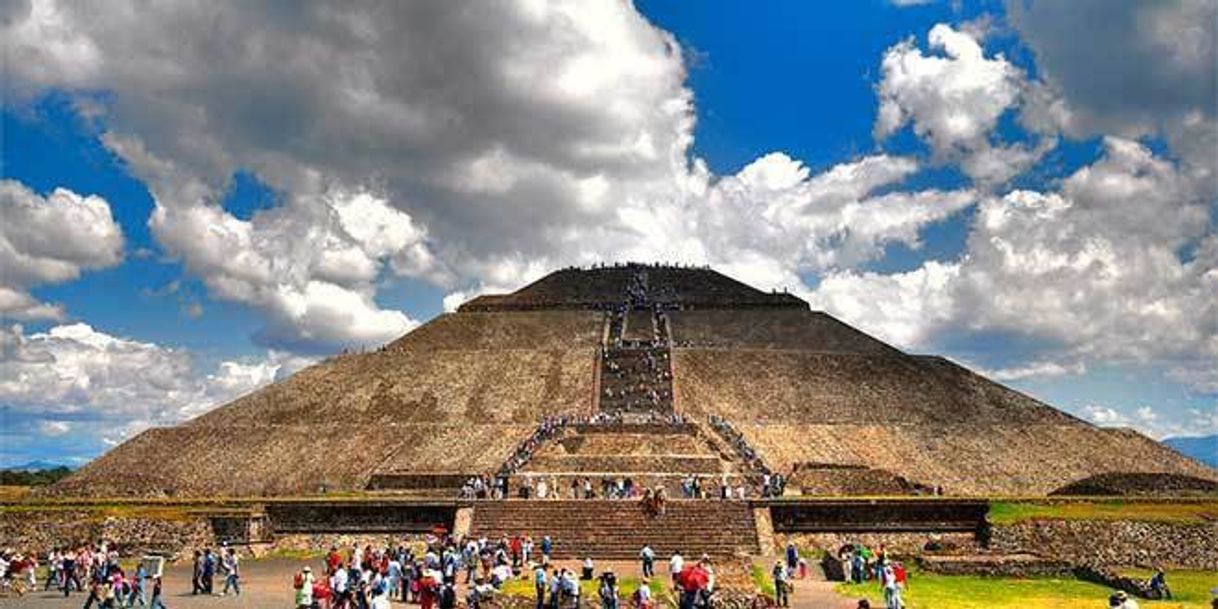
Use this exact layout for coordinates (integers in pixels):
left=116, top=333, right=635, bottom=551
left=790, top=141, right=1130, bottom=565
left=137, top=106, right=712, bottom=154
left=1164, top=435, right=1218, bottom=468
left=2, top=460, right=73, bottom=472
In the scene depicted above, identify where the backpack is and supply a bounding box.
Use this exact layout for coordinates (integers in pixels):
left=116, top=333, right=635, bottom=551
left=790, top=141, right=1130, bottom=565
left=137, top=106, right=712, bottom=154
left=294, top=572, right=304, bottom=590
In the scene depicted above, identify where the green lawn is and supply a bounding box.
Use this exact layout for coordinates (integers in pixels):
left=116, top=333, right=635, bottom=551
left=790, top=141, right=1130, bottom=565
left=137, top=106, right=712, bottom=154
left=988, top=500, right=1218, bottom=525
left=1119, top=570, right=1218, bottom=607
left=835, top=570, right=1218, bottom=609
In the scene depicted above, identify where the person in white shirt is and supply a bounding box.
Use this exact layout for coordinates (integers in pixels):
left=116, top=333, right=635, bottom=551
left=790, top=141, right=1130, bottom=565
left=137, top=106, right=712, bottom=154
left=668, top=552, right=684, bottom=586
left=639, top=545, right=655, bottom=578
left=1111, top=590, right=1139, bottom=609
left=880, top=562, right=901, bottom=609
left=331, top=566, right=349, bottom=600
left=634, top=579, right=653, bottom=609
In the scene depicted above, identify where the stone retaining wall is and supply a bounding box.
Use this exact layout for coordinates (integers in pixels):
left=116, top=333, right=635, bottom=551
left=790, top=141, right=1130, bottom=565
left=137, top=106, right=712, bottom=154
left=775, top=531, right=979, bottom=558
left=0, top=510, right=214, bottom=561
left=917, top=553, right=1073, bottom=577
left=989, top=520, right=1218, bottom=570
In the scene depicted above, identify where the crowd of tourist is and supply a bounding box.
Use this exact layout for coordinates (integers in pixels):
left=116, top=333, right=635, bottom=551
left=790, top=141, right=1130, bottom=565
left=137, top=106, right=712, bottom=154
left=460, top=411, right=693, bottom=501
left=708, top=416, right=785, bottom=497
left=831, top=543, right=908, bottom=609
left=0, top=542, right=170, bottom=607
left=288, top=531, right=642, bottom=609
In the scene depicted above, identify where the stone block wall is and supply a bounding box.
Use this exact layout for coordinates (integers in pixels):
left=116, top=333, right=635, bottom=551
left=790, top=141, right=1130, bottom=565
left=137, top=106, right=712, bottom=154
left=988, top=520, right=1218, bottom=570
left=0, top=510, right=214, bottom=561
left=775, top=531, right=980, bottom=558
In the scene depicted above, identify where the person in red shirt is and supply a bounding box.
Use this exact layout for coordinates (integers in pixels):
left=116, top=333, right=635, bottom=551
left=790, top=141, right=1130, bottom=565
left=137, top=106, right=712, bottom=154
left=419, top=570, right=439, bottom=609
left=326, top=547, right=343, bottom=575
left=313, top=578, right=333, bottom=609
left=676, top=563, right=708, bottom=609
left=510, top=536, right=523, bottom=567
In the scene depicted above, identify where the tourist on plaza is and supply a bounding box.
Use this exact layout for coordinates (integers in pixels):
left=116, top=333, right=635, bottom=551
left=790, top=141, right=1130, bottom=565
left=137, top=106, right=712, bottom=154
left=419, top=568, right=440, bottom=609
left=294, top=566, right=315, bottom=609
left=639, top=544, right=655, bottom=577
left=548, top=569, right=563, bottom=609
left=438, top=581, right=457, bottom=609
left=43, top=549, right=59, bottom=591
left=668, top=550, right=684, bottom=585
left=1109, top=590, right=1140, bottom=608
left=190, top=550, right=202, bottom=595
left=785, top=542, right=798, bottom=575
left=880, top=561, right=903, bottom=609
left=126, top=560, right=148, bottom=606
left=201, top=548, right=216, bottom=594
left=598, top=570, right=620, bottom=609
left=469, top=576, right=496, bottom=609
left=533, top=563, right=548, bottom=609
left=676, top=560, right=709, bottom=609
left=772, top=561, right=789, bottom=608
left=582, top=556, right=595, bottom=580
left=148, top=576, right=167, bottom=609
left=633, top=578, right=653, bottom=609
left=221, top=547, right=241, bottom=596
left=331, top=563, right=349, bottom=606
left=1148, top=568, right=1172, bottom=600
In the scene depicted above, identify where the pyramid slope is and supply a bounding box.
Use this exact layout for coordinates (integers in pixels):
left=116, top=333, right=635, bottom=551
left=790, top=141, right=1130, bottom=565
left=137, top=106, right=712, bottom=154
left=739, top=424, right=1217, bottom=496
left=668, top=309, right=900, bottom=353
left=52, top=311, right=599, bottom=497
left=672, top=350, right=1081, bottom=426
left=50, top=265, right=1217, bottom=498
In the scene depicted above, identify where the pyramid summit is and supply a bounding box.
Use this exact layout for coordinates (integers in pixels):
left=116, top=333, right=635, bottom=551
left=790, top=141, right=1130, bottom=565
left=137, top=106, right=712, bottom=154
left=52, top=263, right=1216, bottom=498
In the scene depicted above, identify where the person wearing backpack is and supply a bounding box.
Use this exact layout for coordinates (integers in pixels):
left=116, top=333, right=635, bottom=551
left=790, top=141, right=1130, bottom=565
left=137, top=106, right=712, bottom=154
left=148, top=576, right=166, bottom=609
left=127, top=562, right=147, bottom=607
left=633, top=578, right=653, bottom=609
left=598, top=571, right=619, bottom=609
left=438, top=582, right=456, bottom=609
left=533, top=564, right=548, bottom=609
left=294, top=566, right=315, bottom=609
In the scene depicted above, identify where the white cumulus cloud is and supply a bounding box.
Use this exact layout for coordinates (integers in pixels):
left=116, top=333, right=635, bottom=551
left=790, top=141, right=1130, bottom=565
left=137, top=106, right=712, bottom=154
left=0, top=322, right=311, bottom=445
left=0, top=179, right=124, bottom=321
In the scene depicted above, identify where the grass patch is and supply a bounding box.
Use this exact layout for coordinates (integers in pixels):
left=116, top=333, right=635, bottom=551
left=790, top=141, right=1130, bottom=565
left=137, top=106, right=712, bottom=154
left=1118, top=569, right=1218, bottom=606
left=835, top=569, right=1218, bottom=609
left=988, top=501, right=1218, bottom=525
left=262, top=548, right=326, bottom=561
left=749, top=563, right=775, bottom=598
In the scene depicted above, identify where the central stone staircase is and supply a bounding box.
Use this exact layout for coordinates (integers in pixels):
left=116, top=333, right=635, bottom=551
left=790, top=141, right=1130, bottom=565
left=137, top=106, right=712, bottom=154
left=469, top=499, right=760, bottom=559
left=508, top=421, right=750, bottom=496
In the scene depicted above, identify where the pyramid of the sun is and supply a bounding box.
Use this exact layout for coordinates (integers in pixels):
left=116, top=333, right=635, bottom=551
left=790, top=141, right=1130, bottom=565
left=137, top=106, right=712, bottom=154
left=53, top=264, right=1215, bottom=497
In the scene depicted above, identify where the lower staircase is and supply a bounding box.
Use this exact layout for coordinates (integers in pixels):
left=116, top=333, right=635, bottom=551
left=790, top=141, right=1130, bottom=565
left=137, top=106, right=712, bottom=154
left=469, top=499, right=760, bottom=559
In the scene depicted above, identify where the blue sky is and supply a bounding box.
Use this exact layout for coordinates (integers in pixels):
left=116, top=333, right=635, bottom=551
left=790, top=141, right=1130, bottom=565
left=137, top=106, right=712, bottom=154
left=1, top=0, right=1215, bottom=466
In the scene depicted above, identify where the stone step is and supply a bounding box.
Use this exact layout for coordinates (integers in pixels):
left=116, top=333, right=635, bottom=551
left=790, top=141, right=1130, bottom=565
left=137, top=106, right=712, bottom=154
left=524, top=455, right=728, bottom=474
left=469, top=500, right=760, bottom=558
